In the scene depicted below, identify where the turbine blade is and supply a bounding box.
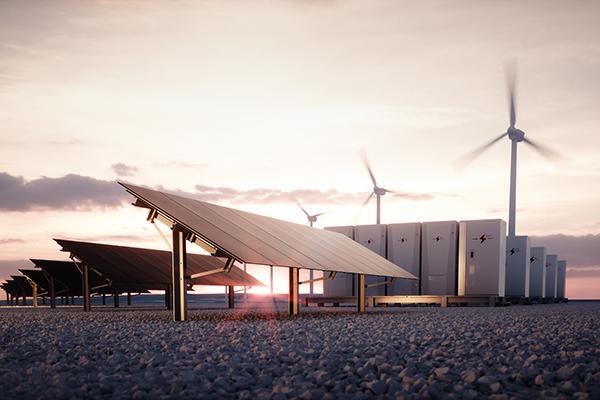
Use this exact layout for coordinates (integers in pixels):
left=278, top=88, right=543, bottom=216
left=360, top=150, right=378, bottom=186
left=313, top=211, right=327, bottom=218
left=294, top=198, right=310, bottom=217
left=361, top=192, right=375, bottom=208
left=455, top=133, right=508, bottom=169
left=523, top=137, right=562, bottom=162
left=381, top=188, right=395, bottom=194
left=506, top=61, right=517, bottom=127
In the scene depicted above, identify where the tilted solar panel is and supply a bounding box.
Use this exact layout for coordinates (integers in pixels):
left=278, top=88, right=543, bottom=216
left=54, top=239, right=263, bottom=288
left=119, top=182, right=417, bottom=280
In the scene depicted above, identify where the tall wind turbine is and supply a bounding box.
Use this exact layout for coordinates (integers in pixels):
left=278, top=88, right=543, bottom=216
left=361, top=151, right=394, bottom=225
left=296, top=200, right=326, bottom=228
left=458, top=65, right=560, bottom=238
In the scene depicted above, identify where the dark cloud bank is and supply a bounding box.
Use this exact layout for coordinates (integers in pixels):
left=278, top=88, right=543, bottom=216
left=0, top=171, right=432, bottom=212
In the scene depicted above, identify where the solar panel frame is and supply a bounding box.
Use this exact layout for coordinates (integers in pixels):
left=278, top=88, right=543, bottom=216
left=119, top=183, right=417, bottom=280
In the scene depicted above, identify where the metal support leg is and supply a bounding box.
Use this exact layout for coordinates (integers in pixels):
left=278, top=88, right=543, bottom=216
left=49, top=277, right=56, bottom=308
left=22, top=291, right=26, bottom=306
left=114, top=293, right=119, bottom=308
left=309, top=270, right=314, bottom=295
left=288, top=267, right=299, bottom=316
left=270, top=266, right=274, bottom=295
left=357, top=274, right=366, bottom=313
left=172, top=225, right=188, bottom=321
left=102, top=294, right=106, bottom=305
left=82, top=263, right=91, bottom=312
left=165, top=284, right=173, bottom=310
left=71, top=296, right=75, bottom=305
left=127, top=292, right=132, bottom=306
left=228, top=285, right=235, bottom=309
left=61, top=296, right=64, bottom=305
left=32, top=283, right=38, bottom=307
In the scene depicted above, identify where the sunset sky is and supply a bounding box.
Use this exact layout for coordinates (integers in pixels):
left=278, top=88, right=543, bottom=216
left=1, top=0, right=599, bottom=298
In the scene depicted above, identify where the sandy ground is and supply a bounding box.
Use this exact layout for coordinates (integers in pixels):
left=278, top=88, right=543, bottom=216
left=1, top=301, right=599, bottom=399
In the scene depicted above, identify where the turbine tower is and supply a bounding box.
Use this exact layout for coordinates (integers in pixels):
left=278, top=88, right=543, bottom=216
left=459, top=65, right=559, bottom=238
left=361, top=151, right=394, bottom=225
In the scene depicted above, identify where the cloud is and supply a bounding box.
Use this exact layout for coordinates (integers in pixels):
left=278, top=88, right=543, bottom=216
left=154, top=161, right=208, bottom=169
left=0, top=172, right=128, bottom=211
left=530, top=234, right=600, bottom=278
left=189, top=185, right=434, bottom=205
left=111, top=163, right=139, bottom=177
left=0, top=238, right=24, bottom=245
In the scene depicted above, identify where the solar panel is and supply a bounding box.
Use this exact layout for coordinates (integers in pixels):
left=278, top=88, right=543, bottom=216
left=30, top=259, right=107, bottom=296
left=19, top=269, right=51, bottom=292
left=54, top=239, right=263, bottom=289
left=119, top=183, right=417, bottom=280
left=10, top=275, right=34, bottom=296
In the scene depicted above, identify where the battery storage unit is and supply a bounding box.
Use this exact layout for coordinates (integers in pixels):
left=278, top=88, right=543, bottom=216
left=323, top=226, right=355, bottom=297
left=387, top=223, right=421, bottom=295
left=556, top=260, right=567, bottom=298
left=545, top=255, right=558, bottom=298
left=458, top=219, right=507, bottom=297
left=505, top=236, right=531, bottom=297
left=529, top=247, right=547, bottom=298
left=421, top=221, right=458, bottom=295
left=354, top=224, right=387, bottom=296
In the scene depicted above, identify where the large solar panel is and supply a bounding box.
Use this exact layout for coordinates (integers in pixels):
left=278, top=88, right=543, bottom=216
left=54, top=239, right=263, bottom=288
left=119, top=183, right=417, bottom=279
left=10, top=275, right=34, bottom=296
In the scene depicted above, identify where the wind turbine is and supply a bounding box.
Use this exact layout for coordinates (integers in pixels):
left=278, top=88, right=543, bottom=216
left=458, top=65, right=560, bottom=238
left=295, top=200, right=325, bottom=295
left=296, top=200, right=326, bottom=228
left=361, top=151, right=394, bottom=225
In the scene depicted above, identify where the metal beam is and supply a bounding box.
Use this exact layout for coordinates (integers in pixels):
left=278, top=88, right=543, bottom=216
left=127, top=292, right=132, bottom=306
left=228, top=285, right=235, bottom=309
left=187, top=258, right=234, bottom=279
left=172, top=224, right=188, bottom=321
left=357, top=274, right=366, bottom=313
left=365, top=278, right=395, bottom=289
left=102, top=294, right=106, bottom=306
left=32, top=283, right=38, bottom=307
left=288, top=267, right=299, bottom=316
left=82, top=263, right=91, bottom=312
left=299, top=271, right=336, bottom=285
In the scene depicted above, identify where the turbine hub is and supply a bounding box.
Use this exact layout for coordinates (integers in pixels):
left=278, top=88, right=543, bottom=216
left=308, top=215, right=317, bottom=223
left=507, top=127, right=525, bottom=142
left=374, top=187, right=387, bottom=196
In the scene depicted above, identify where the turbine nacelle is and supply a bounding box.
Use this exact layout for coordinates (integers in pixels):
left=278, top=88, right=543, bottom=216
left=507, top=127, right=525, bottom=142
left=374, top=186, right=388, bottom=196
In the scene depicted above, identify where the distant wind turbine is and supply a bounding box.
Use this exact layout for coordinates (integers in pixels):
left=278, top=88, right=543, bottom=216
left=360, top=151, right=394, bottom=225
left=457, top=63, right=561, bottom=238
left=296, top=200, right=326, bottom=228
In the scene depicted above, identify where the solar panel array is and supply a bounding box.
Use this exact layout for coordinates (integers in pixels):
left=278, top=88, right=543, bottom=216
left=54, top=239, right=263, bottom=289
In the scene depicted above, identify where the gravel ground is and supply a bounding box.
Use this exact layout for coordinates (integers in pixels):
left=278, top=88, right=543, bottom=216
left=1, top=302, right=599, bottom=399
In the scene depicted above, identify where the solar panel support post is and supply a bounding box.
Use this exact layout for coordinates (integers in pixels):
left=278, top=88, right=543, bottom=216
left=309, top=270, right=314, bottom=295
left=165, top=284, right=173, bottom=310
left=228, top=285, right=235, bottom=309
left=32, top=283, right=38, bottom=307
left=114, top=293, right=120, bottom=308
left=102, top=294, right=106, bottom=305
left=357, top=274, right=366, bottom=313
left=49, top=276, right=56, bottom=308
left=82, top=263, right=91, bottom=312
left=270, top=266, right=274, bottom=295
left=71, top=296, right=75, bottom=305
left=288, top=267, right=300, bottom=316
left=127, top=292, right=132, bottom=306
left=172, top=224, right=188, bottom=321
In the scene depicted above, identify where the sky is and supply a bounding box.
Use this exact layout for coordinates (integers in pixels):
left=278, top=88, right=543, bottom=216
left=1, top=0, right=599, bottom=298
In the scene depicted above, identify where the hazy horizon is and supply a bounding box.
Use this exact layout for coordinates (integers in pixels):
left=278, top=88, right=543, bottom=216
left=1, top=0, right=599, bottom=298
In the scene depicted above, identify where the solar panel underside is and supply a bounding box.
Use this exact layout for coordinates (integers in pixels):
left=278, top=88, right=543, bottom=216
left=19, top=269, right=51, bottom=291
left=120, top=183, right=417, bottom=280
left=10, top=276, right=35, bottom=296
left=31, top=259, right=110, bottom=294
left=54, top=239, right=263, bottom=288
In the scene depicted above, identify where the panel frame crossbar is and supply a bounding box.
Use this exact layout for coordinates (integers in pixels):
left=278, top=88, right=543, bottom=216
left=299, top=271, right=336, bottom=285
left=187, top=257, right=235, bottom=280
left=365, top=277, right=396, bottom=289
